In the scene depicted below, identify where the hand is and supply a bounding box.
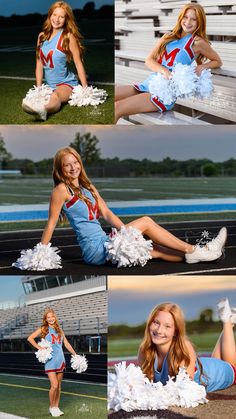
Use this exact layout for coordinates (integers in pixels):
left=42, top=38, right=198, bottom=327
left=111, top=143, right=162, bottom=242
left=195, top=65, right=206, bottom=76
left=161, top=67, right=172, bottom=80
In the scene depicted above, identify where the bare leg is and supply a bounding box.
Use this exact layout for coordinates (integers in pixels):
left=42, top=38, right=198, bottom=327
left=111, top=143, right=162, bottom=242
left=54, top=372, right=63, bottom=408
left=211, top=322, right=236, bottom=368
left=45, top=85, right=72, bottom=115
left=115, top=92, right=157, bottom=123
left=115, top=85, right=139, bottom=101
left=48, top=372, right=59, bottom=408
left=126, top=216, right=194, bottom=254
left=151, top=244, right=184, bottom=262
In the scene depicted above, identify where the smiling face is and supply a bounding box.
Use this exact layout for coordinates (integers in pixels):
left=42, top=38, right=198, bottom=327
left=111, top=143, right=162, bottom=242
left=62, top=153, right=81, bottom=183
left=50, top=7, right=66, bottom=30
left=46, top=311, right=56, bottom=326
left=181, top=8, right=198, bottom=35
left=149, top=310, right=175, bottom=349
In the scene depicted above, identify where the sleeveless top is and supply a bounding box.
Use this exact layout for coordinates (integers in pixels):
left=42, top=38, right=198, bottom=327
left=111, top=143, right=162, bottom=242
left=62, top=186, right=107, bottom=263
left=153, top=354, right=235, bottom=392
left=158, top=34, right=195, bottom=70
left=45, top=326, right=65, bottom=373
left=39, top=29, right=78, bottom=89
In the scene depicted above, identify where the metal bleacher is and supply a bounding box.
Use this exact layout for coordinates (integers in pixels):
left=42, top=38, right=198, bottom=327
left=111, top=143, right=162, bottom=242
left=115, top=0, right=236, bottom=125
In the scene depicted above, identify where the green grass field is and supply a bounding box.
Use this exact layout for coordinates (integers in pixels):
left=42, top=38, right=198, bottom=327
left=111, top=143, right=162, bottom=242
left=108, top=333, right=236, bottom=358
left=1, top=176, right=236, bottom=231
left=0, top=374, right=106, bottom=419
left=0, top=20, right=114, bottom=124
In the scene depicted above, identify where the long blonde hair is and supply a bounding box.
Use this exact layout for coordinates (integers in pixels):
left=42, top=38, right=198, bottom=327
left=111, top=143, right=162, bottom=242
left=37, top=1, right=84, bottom=61
left=41, top=308, right=63, bottom=338
left=139, top=303, right=191, bottom=380
left=153, top=3, right=208, bottom=64
left=53, top=146, right=97, bottom=205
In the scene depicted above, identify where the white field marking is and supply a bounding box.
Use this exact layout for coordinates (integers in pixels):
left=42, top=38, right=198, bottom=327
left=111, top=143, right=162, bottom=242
left=0, top=413, right=28, bottom=419
left=0, top=76, right=113, bottom=85
left=1, top=244, right=78, bottom=253
left=0, top=373, right=106, bottom=386
left=163, top=267, right=236, bottom=275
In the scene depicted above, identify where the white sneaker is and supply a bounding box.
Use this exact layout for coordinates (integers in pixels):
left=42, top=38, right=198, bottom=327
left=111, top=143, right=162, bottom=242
left=217, top=298, right=232, bottom=323
left=22, top=99, right=47, bottom=121
left=56, top=408, right=64, bottom=416
left=230, top=308, right=236, bottom=324
left=207, top=227, right=227, bottom=253
left=185, top=244, right=221, bottom=264
left=49, top=407, right=61, bottom=417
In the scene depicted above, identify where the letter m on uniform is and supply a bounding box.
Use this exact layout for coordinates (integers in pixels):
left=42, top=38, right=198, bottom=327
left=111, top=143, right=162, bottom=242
left=40, top=50, right=54, bottom=68
left=51, top=334, right=61, bottom=344
left=159, top=48, right=180, bottom=67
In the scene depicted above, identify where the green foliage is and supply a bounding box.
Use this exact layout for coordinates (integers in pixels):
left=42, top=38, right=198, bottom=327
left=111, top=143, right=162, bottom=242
left=0, top=135, right=12, bottom=167
left=70, top=132, right=101, bottom=164
left=202, top=163, right=218, bottom=177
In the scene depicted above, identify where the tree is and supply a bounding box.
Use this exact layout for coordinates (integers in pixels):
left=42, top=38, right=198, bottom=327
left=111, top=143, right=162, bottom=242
left=70, top=132, right=101, bottom=164
left=0, top=134, right=12, bottom=169
left=202, top=163, right=217, bottom=177
left=199, top=308, right=213, bottom=324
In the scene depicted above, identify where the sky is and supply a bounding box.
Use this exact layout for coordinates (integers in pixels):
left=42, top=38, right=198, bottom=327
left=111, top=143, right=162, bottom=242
left=1, top=125, right=236, bottom=162
left=0, top=276, right=25, bottom=308
left=0, top=1, right=113, bottom=17
left=109, top=275, right=236, bottom=324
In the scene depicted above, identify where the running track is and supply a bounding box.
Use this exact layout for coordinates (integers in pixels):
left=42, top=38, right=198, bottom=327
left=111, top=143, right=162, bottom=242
left=0, top=220, right=235, bottom=275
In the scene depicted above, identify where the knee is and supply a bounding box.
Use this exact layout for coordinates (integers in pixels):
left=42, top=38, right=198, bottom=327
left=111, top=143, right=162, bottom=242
left=142, top=216, right=153, bottom=225
left=115, top=101, right=121, bottom=118
left=50, top=381, right=59, bottom=391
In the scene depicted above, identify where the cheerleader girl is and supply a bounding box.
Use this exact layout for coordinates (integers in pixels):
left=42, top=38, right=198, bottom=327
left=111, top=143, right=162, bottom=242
left=27, top=308, right=77, bottom=417
left=37, top=146, right=226, bottom=266
left=138, top=300, right=236, bottom=392
left=22, top=1, right=87, bottom=121
left=115, top=3, right=222, bottom=123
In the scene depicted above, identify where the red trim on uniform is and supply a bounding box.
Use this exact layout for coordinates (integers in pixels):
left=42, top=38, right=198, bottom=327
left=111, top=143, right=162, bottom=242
left=66, top=195, right=79, bottom=209
left=151, top=96, right=167, bottom=112
left=159, top=48, right=180, bottom=67
left=184, top=36, right=194, bottom=59
left=56, top=83, right=74, bottom=89
left=57, top=32, right=65, bottom=53
left=45, top=362, right=66, bottom=373
left=133, top=84, right=141, bottom=91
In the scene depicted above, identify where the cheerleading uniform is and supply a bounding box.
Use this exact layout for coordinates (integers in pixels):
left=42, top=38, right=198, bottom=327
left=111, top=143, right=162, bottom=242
left=63, top=187, right=109, bottom=265
left=133, top=33, right=195, bottom=112
left=39, top=29, right=78, bottom=90
left=45, top=326, right=65, bottom=374
left=153, top=354, right=236, bottom=392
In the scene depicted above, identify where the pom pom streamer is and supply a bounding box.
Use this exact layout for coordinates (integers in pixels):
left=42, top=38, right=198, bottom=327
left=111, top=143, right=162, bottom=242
left=148, top=63, right=213, bottom=106
left=22, top=84, right=53, bottom=107
left=71, top=354, right=88, bottom=373
left=12, top=242, right=62, bottom=271
left=68, top=85, right=108, bottom=107
left=105, top=226, right=153, bottom=268
left=108, top=362, right=208, bottom=412
left=35, top=339, right=53, bottom=363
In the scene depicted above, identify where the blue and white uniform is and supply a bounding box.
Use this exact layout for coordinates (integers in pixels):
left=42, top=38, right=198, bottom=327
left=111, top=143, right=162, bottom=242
left=134, top=34, right=195, bottom=112
left=39, top=29, right=78, bottom=90
left=153, top=353, right=236, bottom=392
left=63, top=187, right=109, bottom=265
left=45, top=326, right=65, bottom=374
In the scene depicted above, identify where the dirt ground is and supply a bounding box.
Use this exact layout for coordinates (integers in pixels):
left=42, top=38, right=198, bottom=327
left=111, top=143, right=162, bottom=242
left=109, top=385, right=236, bottom=418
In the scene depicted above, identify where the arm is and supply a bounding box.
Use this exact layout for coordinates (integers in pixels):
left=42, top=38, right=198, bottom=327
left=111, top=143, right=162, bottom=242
left=63, top=334, right=76, bottom=355
left=193, top=38, right=222, bottom=76
left=93, top=187, right=124, bottom=229
left=27, top=327, right=43, bottom=350
left=41, top=184, right=67, bottom=245
left=181, top=340, right=197, bottom=379
left=145, top=36, right=172, bottom=79
left=69, top=34, right=87, bottom=87
left=35, top=33, right=44, bottom=86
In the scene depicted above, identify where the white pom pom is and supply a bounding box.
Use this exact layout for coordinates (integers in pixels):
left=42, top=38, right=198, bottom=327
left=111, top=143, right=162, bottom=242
left=12, top=242, right=62, bottom=271
left=172, top=63, right=198, bottom=98
left=70, top=354, right=88, bottom=373
left=108, top=362, right=208, bottom=412
left=148, top=73, right=176, bottom=105
left=105, top=226, right=153, bottom=268
left=195, top=69, right=213, bottom=99
left=22, top=84, right=53, bottom=107
left=68, top=85, right=108, bottom=107
left=35, top=339, right=53, bottom=363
